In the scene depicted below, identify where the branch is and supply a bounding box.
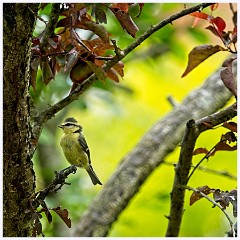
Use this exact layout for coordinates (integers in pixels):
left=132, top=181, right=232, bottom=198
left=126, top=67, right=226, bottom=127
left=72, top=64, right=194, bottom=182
left=196, top=166, right=237, bottom=180
left=39, top=3, right=60, bottom=51
left=123, top=3, right=213, bottom=56
left=165, top=102, right=236, bottom=237
left=185, top=186, right=236, bottom=237
left=31, top=165, right=77, bottom=209
left=30, top=3, right=213, bottom=156
left=165, top=119, right=199, bottom=237
left=73, top=60, right=235, bottom=236
left=163, top=161, right=237, bottom=180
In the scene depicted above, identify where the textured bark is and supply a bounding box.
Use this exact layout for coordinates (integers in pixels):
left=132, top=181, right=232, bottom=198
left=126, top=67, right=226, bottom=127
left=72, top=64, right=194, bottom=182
left=73, top=61, right=236, bottom=236
left=3, top=3, right=38, bottom=237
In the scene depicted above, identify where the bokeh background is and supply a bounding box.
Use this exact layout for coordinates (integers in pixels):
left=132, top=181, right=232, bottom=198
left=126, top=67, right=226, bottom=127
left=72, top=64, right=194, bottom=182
left=31, top=3, right=237, bottom=237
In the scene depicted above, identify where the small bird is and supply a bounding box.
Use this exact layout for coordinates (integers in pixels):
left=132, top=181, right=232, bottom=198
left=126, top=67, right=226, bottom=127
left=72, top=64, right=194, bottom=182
left=58, top=117, right=102, bottom=185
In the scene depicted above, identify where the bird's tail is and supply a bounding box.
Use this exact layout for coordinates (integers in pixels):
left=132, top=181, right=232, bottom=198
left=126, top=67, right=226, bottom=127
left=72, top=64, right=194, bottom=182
left=86, top=165, right=102, bottom=185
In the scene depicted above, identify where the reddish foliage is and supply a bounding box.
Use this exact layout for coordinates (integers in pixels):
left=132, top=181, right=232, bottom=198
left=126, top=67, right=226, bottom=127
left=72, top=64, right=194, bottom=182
left=31, top=3, right=140, bottom=92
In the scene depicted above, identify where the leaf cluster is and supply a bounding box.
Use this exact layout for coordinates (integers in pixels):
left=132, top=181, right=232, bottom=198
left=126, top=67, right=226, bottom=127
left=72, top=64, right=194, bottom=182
left=31, top=3, right=143, bottom=93
left=190, top=186, right=237, bottom=218
left=182, top=4, right=237, bottom=100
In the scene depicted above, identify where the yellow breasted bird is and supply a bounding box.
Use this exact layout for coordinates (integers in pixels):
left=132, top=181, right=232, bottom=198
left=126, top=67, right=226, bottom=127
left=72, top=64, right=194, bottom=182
left=58, top=117, right=102, bottom=185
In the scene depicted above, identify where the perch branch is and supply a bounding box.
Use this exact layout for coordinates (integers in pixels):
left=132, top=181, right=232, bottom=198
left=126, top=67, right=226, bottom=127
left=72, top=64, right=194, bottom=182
left=31, top=165, right=77, bottom=209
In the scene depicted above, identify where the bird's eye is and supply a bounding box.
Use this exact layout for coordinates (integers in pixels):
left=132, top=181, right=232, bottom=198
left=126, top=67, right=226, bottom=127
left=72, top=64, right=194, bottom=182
left=63, top=123, right=73, bottom=127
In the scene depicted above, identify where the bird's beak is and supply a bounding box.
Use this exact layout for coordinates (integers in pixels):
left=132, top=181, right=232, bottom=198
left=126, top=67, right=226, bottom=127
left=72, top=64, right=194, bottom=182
left=58, top=125, right=63, bottom=129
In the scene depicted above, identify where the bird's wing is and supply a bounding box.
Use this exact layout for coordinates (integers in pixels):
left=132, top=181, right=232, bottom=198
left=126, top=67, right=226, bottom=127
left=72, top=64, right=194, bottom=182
left=78, top=134, right=91, bottom=162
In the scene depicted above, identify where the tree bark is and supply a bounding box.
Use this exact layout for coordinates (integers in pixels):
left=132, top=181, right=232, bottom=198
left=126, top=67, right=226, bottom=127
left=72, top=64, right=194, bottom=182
left=73, top=61, right=236, bottom=236
left=3, top=3, right=38, bottom=236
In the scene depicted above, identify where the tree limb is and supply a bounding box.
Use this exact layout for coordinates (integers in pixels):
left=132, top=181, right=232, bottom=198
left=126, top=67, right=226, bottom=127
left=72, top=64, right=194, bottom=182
left=72, top=61, right=236, bottom=236
left=165, top=119, right=199, bottom=237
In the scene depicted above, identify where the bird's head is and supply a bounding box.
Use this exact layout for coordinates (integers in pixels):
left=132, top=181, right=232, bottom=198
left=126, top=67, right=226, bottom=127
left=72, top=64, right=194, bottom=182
left=58, top=117, right=82, bottom=134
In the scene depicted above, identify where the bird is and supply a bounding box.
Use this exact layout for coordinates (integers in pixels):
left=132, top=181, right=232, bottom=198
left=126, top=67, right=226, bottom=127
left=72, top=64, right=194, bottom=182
left=58, top=117, right=102, bottom=185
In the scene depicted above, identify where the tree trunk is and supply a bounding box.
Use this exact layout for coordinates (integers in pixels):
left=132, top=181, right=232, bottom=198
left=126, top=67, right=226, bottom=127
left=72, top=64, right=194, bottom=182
left=3, top=3, right=38, bottom=236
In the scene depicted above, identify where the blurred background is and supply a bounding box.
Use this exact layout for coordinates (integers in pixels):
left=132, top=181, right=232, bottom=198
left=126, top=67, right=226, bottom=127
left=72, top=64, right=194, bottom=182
left=31, top=3, right=237, bottom=237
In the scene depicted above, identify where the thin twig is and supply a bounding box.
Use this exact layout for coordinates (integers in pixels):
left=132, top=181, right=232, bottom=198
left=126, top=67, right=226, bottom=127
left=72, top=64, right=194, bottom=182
left=72, top=28, right=92, bottom=52
left=167, top=95, right=179, bottom=108
left=32, top=165, right=77, bottom=207
left=163, top=161, right=237, bottom=180
left=185, top=185, right=236, bottom=237
left=187, top=140, right=224, bottom=182
left=197, top=167, right=236, bottom=180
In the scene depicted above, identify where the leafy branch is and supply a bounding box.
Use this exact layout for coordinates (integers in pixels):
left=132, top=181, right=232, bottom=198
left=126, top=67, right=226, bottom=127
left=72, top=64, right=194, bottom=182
left=29, top=165, right=77, bottom=236
left=188, top=133, right=237, bottom=182
left=30, top=3, right=213, bottom=156
left=185, top=185, right=236, bottom=237
left=166, top=103, right=237, bottom=237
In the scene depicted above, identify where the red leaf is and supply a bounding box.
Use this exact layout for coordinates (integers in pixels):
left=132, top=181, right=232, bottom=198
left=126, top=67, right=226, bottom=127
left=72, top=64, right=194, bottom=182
left=70, top=60, right=93, bottom=84
left=210, top=17, right=226, bottom=35
left=222, top=122, right=237, bottom=133
left=106, top=62, right=124, bottom=83
left=190, top=12, right=212, bottom=27
left=51, top=207, right=71, bottom=228
left=190, top=185, right=213, bottom=206
left=210, top=4, right=219, bottom=11
left=212, top=141, right=237, bottom=155
left=106, top=68, right=120, bottom=82
left=221, top=132, right=237, bottom=143
left=112, top=61, right=124, bottom=77
left=202, top=121, right=214, bottom=129
left=190, top=12, right=210, bottom=20
left=111, top=3, right=130, bottom=12
left=205, top=25, right=219, bottom=37
left=110, top=7, right=139, bottom=37
left=193, top=147, right=209, bottom=155
left=182, top=45, right=226, bottom=77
